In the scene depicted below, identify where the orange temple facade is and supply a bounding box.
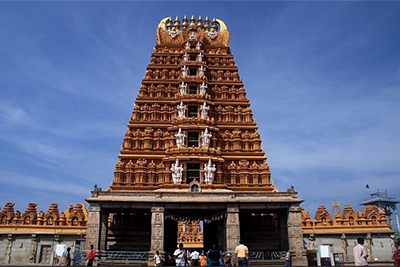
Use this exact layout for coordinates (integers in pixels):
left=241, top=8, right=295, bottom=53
left=0, top=16, right=397, bottom=266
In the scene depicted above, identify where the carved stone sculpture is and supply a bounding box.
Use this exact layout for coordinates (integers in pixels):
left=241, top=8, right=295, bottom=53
left=204, top=159, right=216, bottom=184
left=171, top=159, right=183, bottom=184
left=181, top=65, right=189, bottom=77
left=201, top=128, right=212, bottom=147
left=183, top=52, right=189, bottom=61
left=200, top=102, right=210, bottom=119
left=179, top=82, right=187, bottom=95
left=175, top=128, right=185, bottom=148
left=177, top=102, right=186, bottom=118
left=199, top=82, right=207, bottom=95
left=198, top=65, right=206, bottom=76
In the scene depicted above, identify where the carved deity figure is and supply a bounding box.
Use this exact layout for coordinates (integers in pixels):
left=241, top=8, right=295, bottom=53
left=308, top=234, right=315, bottom=250
left=171, top=159, right=183, bottom=184
left=175, top=128, right=185, bottom=148
left=196, top=42, right=202, bottom=50
left=341, top=234, right=348, bottom=262
left=185, top=41, right=191, bottom=50
left=179, top=82, right=187, bottom=95
left=197, top=53, right=204, bottom=62
left=189, top=32, right=198, bottom=41
left=204, top=159, right=216, bottom=184
left=201, top=128, right=212, bottom=147
left=177, top=102, right=186, bottom=118
left=183, top=52, right=189, bottom=62
left=200, top=102, right=210, bottom=119
left=199, top=82, right=207, bottom=95
left=169, top=27, right=179, bottom=39
left=181, top=65, right=189, bottom=77
left=208, top=28, right=218, bottom=40
left=198, top=65, right=206, bottom=77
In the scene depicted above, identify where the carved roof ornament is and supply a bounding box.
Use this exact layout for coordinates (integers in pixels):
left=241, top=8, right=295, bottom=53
left=156, top=15, right=230, bottom=46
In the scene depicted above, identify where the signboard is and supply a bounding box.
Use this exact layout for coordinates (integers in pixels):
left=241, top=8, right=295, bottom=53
left=319, top=245, right=330, bottom=258
left=55, top=244, right=66, bottom=257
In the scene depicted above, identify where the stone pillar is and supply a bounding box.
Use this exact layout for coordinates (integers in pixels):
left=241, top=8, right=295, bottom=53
left=85, top=203, right=101, bottom=252
left=99, top=211, right=108, bottom=251
left=226, top=204, right=240, bottom=255
left=149, top=205, right=165, bottom=265
left=287, top=205, right=308, bottom=266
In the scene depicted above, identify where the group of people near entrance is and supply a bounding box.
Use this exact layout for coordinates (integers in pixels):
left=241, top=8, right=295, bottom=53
left=166, top=241, right=249, bottom=266
left=153, top=241, right=249, bottom=266
left=77, top=237, right=400, bottom=266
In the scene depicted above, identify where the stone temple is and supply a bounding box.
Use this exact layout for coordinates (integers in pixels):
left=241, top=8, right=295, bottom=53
left=85, top=15, right=307, bottom=265
left=0, top=15, right=397, bottom=267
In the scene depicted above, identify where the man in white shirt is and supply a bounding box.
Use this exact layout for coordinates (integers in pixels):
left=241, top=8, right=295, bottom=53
left=353, top=237, right=368, bottom=266
left=190, top=249, right=200, bottom=266
left=174, top=243, right=187, bottom=266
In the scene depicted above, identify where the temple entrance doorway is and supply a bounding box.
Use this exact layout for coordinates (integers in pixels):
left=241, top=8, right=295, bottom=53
left=203, top=219, right=224, bottom=252
left=164, top=208, right=226, bottom=255
left=164, top=219, right=178, bottom=256
left=239, top=209, right=288, bottom=260
left=107, top=210, right=151, bottom=251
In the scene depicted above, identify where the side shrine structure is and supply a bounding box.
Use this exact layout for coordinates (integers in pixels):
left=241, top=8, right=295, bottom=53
left=85, top=16, right=308, bottom=266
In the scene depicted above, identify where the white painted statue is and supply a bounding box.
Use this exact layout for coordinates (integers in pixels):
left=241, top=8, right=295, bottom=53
left=189, top=32, right=198, bottom=41
left=183, top=52, right=189, bottom=62
left=196, top=42, right=202, bottom=50
left=185, top=41, right=191, bottom=50
left=200, top=102, right=210, bottom=119
left=198, top=65, right=206, bottom=77
left=179, top=82, right=187, bottom=95
left=197, top=53, right=204, bottom=62
left=208, top=28, right=218, bottom=40
left=181, top=65, right=189, bottom=77
left=174, top=128, right=185, bottom=148
left=201, top=128, right=212, bottom=147
left=199, top=82, right=207, bottom=95
left=169, top=27, right=179, bottom=39
left=171, top=159, right=183, bottom=184
left=177, top=102, right=186, bottom=118
left=204, top=159, right=216, bottom=184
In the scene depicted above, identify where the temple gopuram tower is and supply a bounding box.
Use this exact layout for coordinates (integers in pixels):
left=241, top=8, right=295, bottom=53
left=86, top=16, right=307, bottom=266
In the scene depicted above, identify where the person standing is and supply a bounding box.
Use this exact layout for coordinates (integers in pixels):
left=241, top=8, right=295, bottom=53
left=87, top=245, right=95, bottom=266
left=285, top=251, right=291, bottom=266
left=190, top=249, right=200, bottom=266
left=235, top=240, right=249, bottom=266
left=394, top=250, right=400, bottom=266
left=64, top=247, right=71, bottom=266
left=200, top=252, right=207, bottom=266
left=174, top=243, right=187, bottom=266
left=353, top=237, right=368, bottom=266
left=153, top=250, right=163, bottom=266
left=208, top=244, right=220, bottom=266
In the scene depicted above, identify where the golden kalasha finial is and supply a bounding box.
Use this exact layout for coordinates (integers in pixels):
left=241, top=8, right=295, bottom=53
left=197, top=15, right=204, bottom=29
left=174, top=16, right=181, bottom=30
left=166, top=17, right=173, bottom=31
left=182, top=15, right=189, bottom=29
left=211, top=18, right=218, bottom=31
left=190, top=15, right=196, bottom=26
left=204, top=16, right=211, bottom=32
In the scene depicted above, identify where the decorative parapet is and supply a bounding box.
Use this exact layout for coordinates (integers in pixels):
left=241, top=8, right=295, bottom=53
left=301, top=205, right=392, bottom=234
left=0, top=202, right=88, bottom=234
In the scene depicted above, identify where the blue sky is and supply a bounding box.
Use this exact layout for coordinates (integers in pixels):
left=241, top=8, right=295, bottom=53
left=0, top=1, right=399, bottom=220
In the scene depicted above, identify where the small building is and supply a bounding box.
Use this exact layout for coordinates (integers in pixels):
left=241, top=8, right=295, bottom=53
left=302, top=205, right=396, bottom=266
left=0, top=202, right=87, bottom=266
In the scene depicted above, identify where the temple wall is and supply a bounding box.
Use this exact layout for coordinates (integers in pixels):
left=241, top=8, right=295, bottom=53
left=303, top=233, right=394, bottom=264
left=0, top=234, right=86, bottom=265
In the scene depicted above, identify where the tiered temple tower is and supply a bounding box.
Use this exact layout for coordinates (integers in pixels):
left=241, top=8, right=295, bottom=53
left=86, top=16, right=307, bottom=266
